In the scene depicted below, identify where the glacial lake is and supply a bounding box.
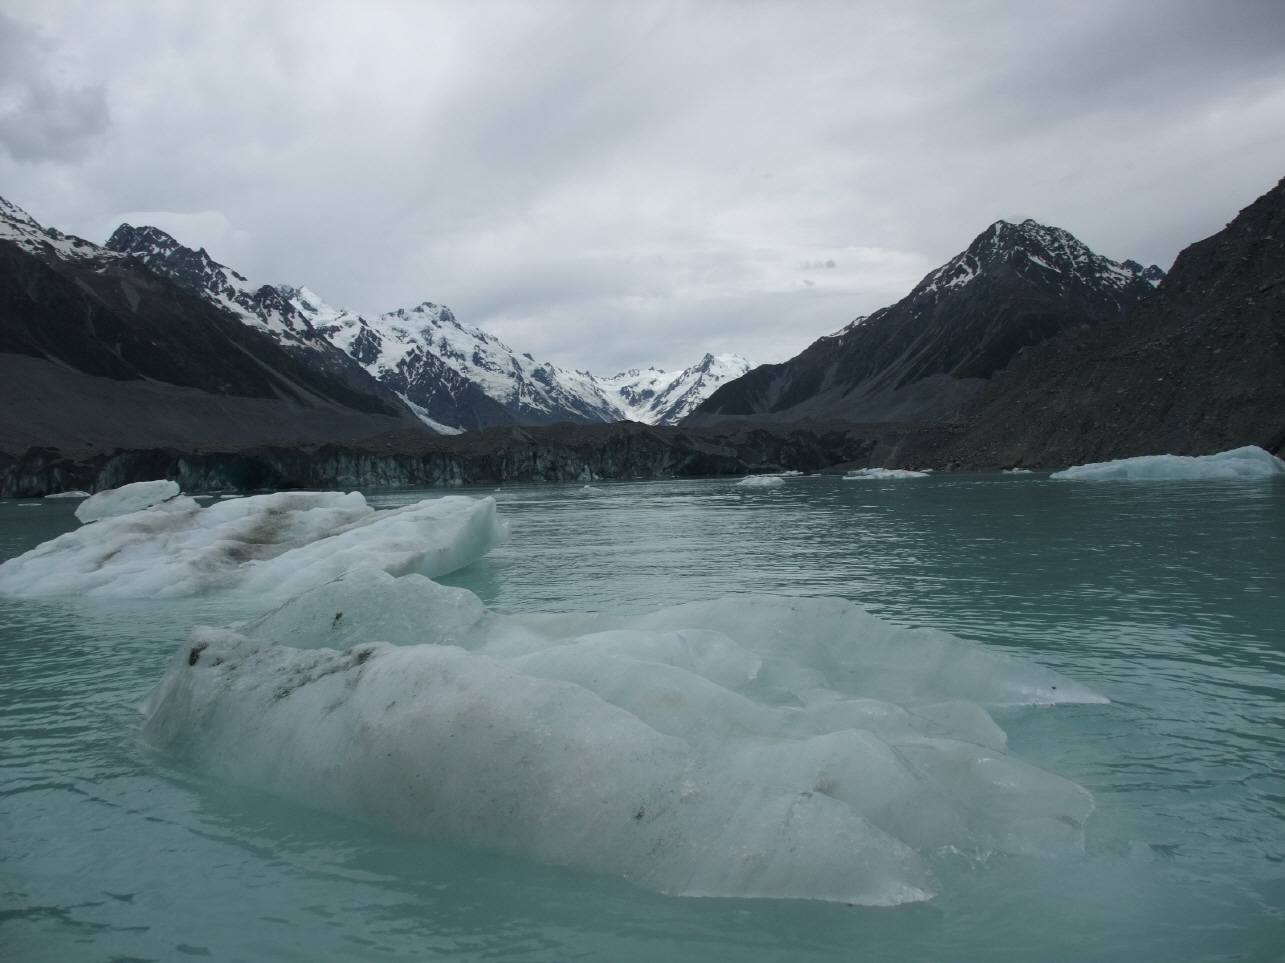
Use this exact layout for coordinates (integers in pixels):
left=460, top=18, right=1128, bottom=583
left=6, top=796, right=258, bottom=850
left=2, top=472, right=1283, bottom=962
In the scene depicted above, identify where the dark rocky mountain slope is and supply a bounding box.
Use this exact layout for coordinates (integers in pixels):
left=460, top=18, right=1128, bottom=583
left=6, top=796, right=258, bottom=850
left=0, top=198, right=425, bottom=454
left=895, top=177, right=1285, bottom=468
left=686, top=220, right=1162, bottom=427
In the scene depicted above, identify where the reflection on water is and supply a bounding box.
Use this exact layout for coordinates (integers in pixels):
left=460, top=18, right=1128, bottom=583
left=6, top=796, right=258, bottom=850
left=2, top=474, right=1283, bottom=961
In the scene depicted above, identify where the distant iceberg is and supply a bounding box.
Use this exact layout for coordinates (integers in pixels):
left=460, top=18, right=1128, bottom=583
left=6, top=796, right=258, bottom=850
left=1051, top=446, right=1285, bottom=481
left=76, top=479, right=179, bottom=522
left=844, top=468, right=928, bottom=480
left=736, top=474, right=784, bottom=487
left=143, top=567, right=1106, bottom=905
left=0, top=486, right=507, bottom=598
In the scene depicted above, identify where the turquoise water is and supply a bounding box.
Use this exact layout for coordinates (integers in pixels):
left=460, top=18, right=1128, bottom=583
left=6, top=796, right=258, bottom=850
left=2, top=473, right=1283, bottom=961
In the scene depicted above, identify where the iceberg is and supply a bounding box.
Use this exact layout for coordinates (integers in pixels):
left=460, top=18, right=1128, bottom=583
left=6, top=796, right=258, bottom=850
left=143, top=568, right=1106, bottom=904
left=0, top=489, right=507, bottom=599
left=844, top=468, right=928, bottom=480
left=45, top=489, right=92, bottom=499
left=76, top=479, right=179, bottom=521
left=1051, top=445, right=1285, bottom=481
left=737, top=475, right=784, bottom=487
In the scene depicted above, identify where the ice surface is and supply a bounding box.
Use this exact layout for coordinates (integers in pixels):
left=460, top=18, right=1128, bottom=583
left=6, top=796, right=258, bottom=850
left=1003, top=468, right=1033, bottom=475
left=1051, top=446, right=1285, bottom=481
left=0, top=492, right=507, bottom=598
left=76, top=480, right=180, bottom=522
left=45, top=490, right=91, bottom=499
left=737, top=475, right=784, bottom=487
left=844, top=468, right=928, bottom=480
left=145, top=569, right=1106, bottom=903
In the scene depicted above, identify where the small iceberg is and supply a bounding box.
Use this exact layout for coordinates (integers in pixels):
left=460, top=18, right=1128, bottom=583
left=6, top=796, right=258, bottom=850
left=45, top=490, right=92, bottom=500
left=844, top=468, right=928, bottom=480
left=0, top=484, right=508, bottom=599
left=1051, top=446, right=1285, bottom=481
left=1002, top=468, right=1033, bottom=475
left=737, top=474, right=784, bottom=487
left=77, top=479, right=179, bottom=521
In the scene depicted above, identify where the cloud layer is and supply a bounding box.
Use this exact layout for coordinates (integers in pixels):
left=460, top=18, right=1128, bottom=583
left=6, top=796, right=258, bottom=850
left=2, top=0, right=1283, bottom=373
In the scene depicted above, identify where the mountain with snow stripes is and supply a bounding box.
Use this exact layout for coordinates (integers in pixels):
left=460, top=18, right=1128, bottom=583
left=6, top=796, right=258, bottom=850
left=104, top=225, right=751, bottom=431
left=686, top=218, right=1163, bottom=427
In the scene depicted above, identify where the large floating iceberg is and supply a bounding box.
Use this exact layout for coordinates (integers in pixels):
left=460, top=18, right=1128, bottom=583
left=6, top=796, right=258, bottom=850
left=143, top=567, right=1107, bottom=905
left=0, top=487, right=507, bottom=598
left=1051, top=445, right=1285, bottom=481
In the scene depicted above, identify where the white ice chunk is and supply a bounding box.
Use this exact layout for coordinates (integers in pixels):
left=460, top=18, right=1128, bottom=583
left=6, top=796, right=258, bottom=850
left=1051, top=445, right=1285, bottom=481
left=624, top=595, right=1108, bottom=708
left=45, top=490, right=91, bottom=499
left=737, top=475, right=784, bottom=487
left=844, top=468, right=928, bottom=480
left=145, top=569, right=1106, bottom=901
left=0, top=492, right=507, bottom=599
left=75, top=479, right=179, bottom=522
left=143, top=628, right=934, bottom=905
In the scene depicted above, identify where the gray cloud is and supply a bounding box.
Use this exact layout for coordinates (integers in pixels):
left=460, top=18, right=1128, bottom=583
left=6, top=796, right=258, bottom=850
left=0, top=11, right=108, bottom=161
left=1, top=0, right=1282, bottom=374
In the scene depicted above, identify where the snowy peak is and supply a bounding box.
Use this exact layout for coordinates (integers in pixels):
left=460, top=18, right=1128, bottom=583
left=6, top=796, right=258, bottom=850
left=107, top=225, right=326, bottom=350
left=94, top=209, right=752, bottom=431
left=0, top=194, right=122, bottom=264
left=919, top=218, right=1164, bottom=299
left=688, top=217, right=1163, bottom=427
left=601, top=353, right=753, bottom=424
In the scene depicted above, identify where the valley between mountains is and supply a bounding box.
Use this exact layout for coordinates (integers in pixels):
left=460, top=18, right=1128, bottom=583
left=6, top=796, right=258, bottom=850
left=2, top=175, right=1282, bottom=495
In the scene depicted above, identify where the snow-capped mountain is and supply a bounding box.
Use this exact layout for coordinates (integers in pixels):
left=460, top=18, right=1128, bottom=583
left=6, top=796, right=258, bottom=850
left=600, top=353, right=753, bottom=425
left=0, top=196, right=420, bottom=452
left=688, top=218, right=1164, bottom=426
left=108, top=224, right=752, bottom=431
left=107, top=224, right=331, bottom=352
left=1, top=196, right=127, bottom=267
left=292, top=293, right=627, bottom=430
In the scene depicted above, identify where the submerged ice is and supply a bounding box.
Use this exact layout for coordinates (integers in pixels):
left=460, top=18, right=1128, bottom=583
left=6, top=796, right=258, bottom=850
left=1052, top=445, right=1285, bottom=481
left=0, top=487, right=508, bottom=598
left=143, top=564, right=1107, bottom=905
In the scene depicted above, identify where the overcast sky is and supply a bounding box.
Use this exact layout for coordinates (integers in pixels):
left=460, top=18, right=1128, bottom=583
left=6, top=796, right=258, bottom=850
left=2, top=1, right=1283, bottom=375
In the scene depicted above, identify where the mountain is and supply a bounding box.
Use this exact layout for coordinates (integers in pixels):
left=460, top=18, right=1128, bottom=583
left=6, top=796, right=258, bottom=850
left=894, top=177, right=1285, bottom=468
left=685, top=219, right=1163, bottom=427
left=0, top=197, right=421, bottom=455
left=292, top=292, right=621, bottom=430
left=107, top=225, right=752, bottom=430
left=598, top=353, right=753, bottom=425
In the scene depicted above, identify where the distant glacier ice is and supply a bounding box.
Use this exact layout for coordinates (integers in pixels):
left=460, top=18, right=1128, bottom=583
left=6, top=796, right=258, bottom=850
left=844, top=468, right=929, bottom=480
left=142, top=564, right=1107, bottom=905
left=1052, top=445, right=1285, bottom=481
